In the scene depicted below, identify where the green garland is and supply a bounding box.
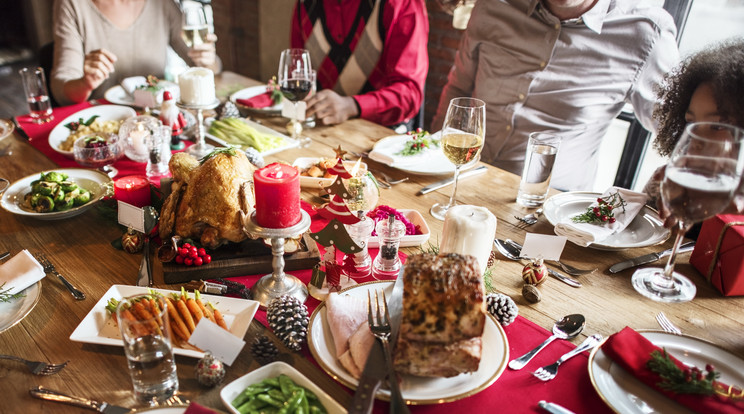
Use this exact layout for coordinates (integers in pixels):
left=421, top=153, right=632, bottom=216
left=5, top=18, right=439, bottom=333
left=571, top=191, right=627, bottom=225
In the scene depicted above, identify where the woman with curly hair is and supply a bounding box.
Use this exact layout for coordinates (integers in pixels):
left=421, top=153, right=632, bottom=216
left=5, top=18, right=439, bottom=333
left=644, top=38, right=744, bottom=218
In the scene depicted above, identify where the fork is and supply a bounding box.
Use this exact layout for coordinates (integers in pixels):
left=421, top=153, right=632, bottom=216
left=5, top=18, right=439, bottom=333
left=35, top=254, right=86, bottom=300
left=368, top=289, right=409, bottom=414
left=656, top=312, right=682, bottom=335
left=0, top=354, right=68, bottom=375
left=532, top=334, right=603, bottom=381
left=514, top=208, right=543, bottom=227
left=504, top=239, right=596, bottom=276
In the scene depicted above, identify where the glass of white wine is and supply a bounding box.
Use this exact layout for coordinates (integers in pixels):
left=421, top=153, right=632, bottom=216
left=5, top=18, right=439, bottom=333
left=430, top=97, right=486, bottom=221
left=632, top=122, right=744, bottom=303
left=181, top=4, right=209, bottom=48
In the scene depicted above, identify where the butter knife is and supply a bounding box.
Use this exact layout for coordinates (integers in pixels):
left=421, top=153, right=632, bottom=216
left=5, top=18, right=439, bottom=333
left=29, top=387, right=132, bottom=414
left=416, top=165, right=487, bottom=195
left=608, top=241, right=695, bottom=273
left=538, top=401, right=577, bottom=414
left=11, top=116, right=29, bottom=140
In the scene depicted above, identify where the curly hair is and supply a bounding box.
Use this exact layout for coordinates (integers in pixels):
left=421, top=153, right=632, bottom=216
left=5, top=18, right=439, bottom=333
left=653, top=38, right=744, bottom=157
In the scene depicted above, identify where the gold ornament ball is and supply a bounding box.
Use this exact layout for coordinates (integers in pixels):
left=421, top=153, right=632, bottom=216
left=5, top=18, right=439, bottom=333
left=521, top=260, right=547, bottom=285
left=121, top=229, right=144, bottom=254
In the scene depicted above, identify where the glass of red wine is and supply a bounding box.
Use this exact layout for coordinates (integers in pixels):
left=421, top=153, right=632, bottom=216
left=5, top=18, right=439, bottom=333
left=632, top=122, right=744, bottom=303
left=278, top=48, right=313, bottom=148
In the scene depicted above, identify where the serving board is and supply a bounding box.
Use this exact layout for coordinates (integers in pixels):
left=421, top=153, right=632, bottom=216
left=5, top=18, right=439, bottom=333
left=162, top=233, right=319, bottom=284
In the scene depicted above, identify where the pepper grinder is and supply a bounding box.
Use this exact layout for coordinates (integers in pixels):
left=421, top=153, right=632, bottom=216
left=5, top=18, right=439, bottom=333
left=372, top=214, right=406, bottom=280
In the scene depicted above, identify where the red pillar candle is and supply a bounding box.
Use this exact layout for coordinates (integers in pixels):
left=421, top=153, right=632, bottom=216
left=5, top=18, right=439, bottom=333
left=114, top=175, right=151, bottom=208
left=254, top=162, right=301, bottom=228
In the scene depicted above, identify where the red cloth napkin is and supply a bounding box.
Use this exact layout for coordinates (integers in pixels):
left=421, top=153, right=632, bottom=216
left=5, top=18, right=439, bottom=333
left=236, top=92, right=274, bottom=108
left=183, top=401, right=218, bottom=414
left=601, top=327, right=744, bottom=413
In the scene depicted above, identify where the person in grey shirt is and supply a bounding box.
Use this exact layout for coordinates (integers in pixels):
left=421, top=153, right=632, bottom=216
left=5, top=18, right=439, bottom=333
left=432, top=0, right=679, bottom=191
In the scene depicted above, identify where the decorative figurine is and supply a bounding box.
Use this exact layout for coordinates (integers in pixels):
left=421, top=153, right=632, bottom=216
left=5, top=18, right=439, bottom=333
left=159, top=91, right=187, bottom=150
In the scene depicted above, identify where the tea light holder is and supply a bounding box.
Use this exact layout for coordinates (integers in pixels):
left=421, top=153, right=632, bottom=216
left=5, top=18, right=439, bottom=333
left=243, top=209, right=311, bottom=307
left=177, top=99, right=219, bottom=159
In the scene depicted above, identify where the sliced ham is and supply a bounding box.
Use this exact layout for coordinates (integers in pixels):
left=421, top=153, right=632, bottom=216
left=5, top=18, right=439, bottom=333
left=325, top=292, right=368, bottom=357
left=338, top=349, right=362, bottom=379
left=348, top=321, right=375, bottom=378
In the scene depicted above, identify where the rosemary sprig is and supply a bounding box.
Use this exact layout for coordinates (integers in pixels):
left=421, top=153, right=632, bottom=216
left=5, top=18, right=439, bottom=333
left=648, top=349, right=720, bottom=395
left=571, top=191, right=627, bottom=225
left=200, top=146, right=238, bottom=164
left=0, top=283, right=26, bottom=303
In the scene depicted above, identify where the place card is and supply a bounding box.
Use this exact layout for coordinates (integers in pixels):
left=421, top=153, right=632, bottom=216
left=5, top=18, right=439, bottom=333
left=520, top=233, right=567, bottom=261
left=117, top=201, right=145, bottom=233
left=282, top=100, right=306, bottom=121
left=188, top=318, right=245, bottom=365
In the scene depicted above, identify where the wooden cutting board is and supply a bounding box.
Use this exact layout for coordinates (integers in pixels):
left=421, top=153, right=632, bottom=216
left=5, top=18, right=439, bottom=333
left=162, top=233, right=320, bottom=284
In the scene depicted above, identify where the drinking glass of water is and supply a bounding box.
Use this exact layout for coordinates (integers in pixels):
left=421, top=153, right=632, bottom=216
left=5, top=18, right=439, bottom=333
left=19, top=67, right=53, bottom=124
left=632, top=122, right=744, bottom=303
left=516, top=132, right=561, bottom=207
left=116, top=294, right=179, bottom=404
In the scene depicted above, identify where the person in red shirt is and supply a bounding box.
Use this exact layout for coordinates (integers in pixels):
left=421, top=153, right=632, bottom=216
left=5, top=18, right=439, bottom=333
left=291, top=0, right=428, bottom=130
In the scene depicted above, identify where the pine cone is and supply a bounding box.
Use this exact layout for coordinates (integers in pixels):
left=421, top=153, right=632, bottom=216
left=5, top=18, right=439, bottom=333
left=217, top=101, right=241, bottom=119
left=486, top=293, right=518, bottom=326
left=244, top=147, right=265, bottom=168
left=267, top=295, right=309, bottom=351
left=251, top=335, right=279, bottom=365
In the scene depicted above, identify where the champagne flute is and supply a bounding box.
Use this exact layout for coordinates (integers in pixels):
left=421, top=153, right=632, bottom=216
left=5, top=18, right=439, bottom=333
left=430, top=97, right=486, bottom=220
left=632, top=122, right=744, bottom=303
left=181, top=4, right=209, bottom=48
left=278, top=48, right=313, bottom=147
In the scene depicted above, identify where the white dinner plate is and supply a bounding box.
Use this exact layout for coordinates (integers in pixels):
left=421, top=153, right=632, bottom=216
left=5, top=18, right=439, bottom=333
left=543, top=191, right=670, bottom=251
left=0, top=281, right=41, bottom=333
left=308, top=280, right=509, bottom=404
left=70, top=285, right=260, bottom=358
left=367, top=209, right=431, bottom=248
left=104, top=82, right=180, bottom=108
left=0, top=168, right=112, bottom=220
left=229, top=85, right=282, bottom=117
left=205, top=117, right=299, bottom=156
left=48, top=105, right=137, bottom=158
left=220, top=361, right=346, bottom=414
left=368, top=133, right=478, bottom=176
left=588, top=330, right=744, bottom=414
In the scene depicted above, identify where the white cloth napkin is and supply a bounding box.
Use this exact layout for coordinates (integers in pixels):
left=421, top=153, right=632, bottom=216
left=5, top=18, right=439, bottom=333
left=120, top=76, right=147, bottom=96
left=0, top=250, right=45, bottom=295
left=554, top=187, right=648, bottom=247
left=367, top=150, right=395, bottom=166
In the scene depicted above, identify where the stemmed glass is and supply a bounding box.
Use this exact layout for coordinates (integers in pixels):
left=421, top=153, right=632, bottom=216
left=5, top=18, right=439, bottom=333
left=632, top=122, right=744, bottom=302
left=181, top=4, right=209, bottom=48
left=278, top=48, right=313, bottom=148
left=73, top=132, right=124, bottom=178
left=430, top=97, right=486, bottom=220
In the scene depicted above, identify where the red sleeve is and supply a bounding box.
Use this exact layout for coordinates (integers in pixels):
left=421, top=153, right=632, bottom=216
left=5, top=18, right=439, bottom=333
left=354, top=0, right=429, bottom=126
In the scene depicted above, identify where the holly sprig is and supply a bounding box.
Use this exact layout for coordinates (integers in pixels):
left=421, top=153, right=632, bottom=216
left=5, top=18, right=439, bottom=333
left=0, top=283, right=25, bottom=303
left=267, top=76, right=283, bottom=105
left=571, top=191, right=627, bottom=225
left=200, top=147, right=238, bottom=164
left=396, top=128, right=439, bottom=156
left=64, top=115, right=100, bottom=131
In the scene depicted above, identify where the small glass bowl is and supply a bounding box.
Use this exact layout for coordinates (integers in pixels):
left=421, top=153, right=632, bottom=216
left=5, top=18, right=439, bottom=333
left=73, top=132, right=124, bottom=177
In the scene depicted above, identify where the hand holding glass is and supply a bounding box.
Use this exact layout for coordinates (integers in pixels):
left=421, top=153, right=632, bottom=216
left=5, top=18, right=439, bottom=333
left=632, top=122, right=744, bottom=303
left=278, top=48, right=313, bottom=147
left=430, top=97, right=486, bottom=221
left=182, top=4, right=209, bottom=48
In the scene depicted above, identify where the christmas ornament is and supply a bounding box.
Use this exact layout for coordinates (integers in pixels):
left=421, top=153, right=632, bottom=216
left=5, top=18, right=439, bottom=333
left=121, top=228, right=144, bottom=254
left=194, top=352, right=225, bottom=387
left=216, top=100, right=240, bottom=119
left=522, top=257, right=548, bottom=285
left=251, top=335, right=279, bottom=365
left=159, top=90, right=187, bottom=150
left=522, top=284, right=542, bottom=303
left=486, top=293, right=518, bottom=326
left=267, top=295, right=309, bottom=351
left=244, top=147, right=265, bottom=168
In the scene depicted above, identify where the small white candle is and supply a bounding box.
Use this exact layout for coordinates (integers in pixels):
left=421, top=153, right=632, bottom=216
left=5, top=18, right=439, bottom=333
left=178, top=67, right=216, bottom=105
left=130, top=124, right=149, bottom=158
left=440, top=205, right=497, bottom=275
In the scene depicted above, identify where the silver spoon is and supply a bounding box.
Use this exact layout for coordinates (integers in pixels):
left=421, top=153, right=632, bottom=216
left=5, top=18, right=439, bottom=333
left=504, top=238, right=596, bottom=276
left=508, top=313, right=585, bottom=370
left=493, top=239, right=582, bottom=287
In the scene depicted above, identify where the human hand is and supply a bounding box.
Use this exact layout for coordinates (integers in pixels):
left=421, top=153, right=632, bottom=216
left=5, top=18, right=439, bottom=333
left=82, top=49, right=117, bottom=90
left=306, top=89, right=359, bottom=125
left=188, top=33, right=218, bottom=68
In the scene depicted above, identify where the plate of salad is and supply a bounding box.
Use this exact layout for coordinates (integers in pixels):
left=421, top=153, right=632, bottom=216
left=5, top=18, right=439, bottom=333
left=368, top=131, right=477, bottom=176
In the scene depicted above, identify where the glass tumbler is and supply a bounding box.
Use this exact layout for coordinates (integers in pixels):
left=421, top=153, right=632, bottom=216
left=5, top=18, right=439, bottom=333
left=19, top=67, right=53, bottom=124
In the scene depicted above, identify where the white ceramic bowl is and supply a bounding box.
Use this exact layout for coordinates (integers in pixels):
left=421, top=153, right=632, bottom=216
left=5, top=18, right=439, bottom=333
left=48, top=105, right=136, bottom=158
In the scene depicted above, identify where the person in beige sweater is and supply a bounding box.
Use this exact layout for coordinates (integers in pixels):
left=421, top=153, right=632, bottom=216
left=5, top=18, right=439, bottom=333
left=51, top=0, right=220, bottom=105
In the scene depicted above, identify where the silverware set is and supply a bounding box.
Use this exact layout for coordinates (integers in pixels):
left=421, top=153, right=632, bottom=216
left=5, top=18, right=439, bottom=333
left=35, top=253, right=86, bottom=300
left=531, top=334, right=603, bottom=381
left=0, top=354, right=67, bottom=375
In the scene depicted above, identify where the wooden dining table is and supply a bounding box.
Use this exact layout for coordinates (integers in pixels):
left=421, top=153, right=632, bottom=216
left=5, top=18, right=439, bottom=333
left=1, top=71, right=743, bottom=413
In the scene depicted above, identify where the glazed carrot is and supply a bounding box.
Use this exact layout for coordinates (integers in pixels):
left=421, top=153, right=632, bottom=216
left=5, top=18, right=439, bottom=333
left=148, top=297, right=164, bottom=327
left=173, top=294, right=196, bottom=333
left=119, top=307, right=148, bottom=336
left=194, top=291, right=215, bottom=323
left=165, top=297, right=191, bottom=341
left=182, top=288, right=204, bottom=323
left=208, top=302, right=228, bottom=330
left=131, top=300, right=160, bottom=334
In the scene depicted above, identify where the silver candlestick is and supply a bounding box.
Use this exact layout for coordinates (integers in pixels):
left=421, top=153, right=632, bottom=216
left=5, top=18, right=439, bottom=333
left=177, top=99, right=219, bottom=159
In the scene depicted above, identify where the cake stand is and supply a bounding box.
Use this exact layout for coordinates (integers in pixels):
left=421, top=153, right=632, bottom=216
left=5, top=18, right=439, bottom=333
left=243, top=209, right=312, bottom=307
left=177, top=99, right=220, bottom=159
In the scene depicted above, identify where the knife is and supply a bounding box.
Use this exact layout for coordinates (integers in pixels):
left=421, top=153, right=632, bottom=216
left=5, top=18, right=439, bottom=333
left=29, top=387, right=132, bottom=414
left=416, top=165, right=488, bottom=195
left=546, top=268, right=582, bottom=288
left=11, top=116, right=29, bottom=140
left=538, top=401, right=577, bottom=414
left=609, top=241, right=696, bottom=273
left=349, top=271, right=406, bottom=414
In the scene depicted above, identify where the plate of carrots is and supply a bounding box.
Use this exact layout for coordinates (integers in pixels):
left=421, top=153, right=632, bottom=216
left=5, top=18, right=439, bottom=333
left=70, top=285, right=260, bottom=358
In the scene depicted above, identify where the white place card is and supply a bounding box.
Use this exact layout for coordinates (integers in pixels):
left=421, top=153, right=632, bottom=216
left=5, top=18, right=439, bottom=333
left=188, top=318, right=245, bottom=366
left=520, top=233, right=567, bottom=261
left=117, top=201, right=145, bottom=233
left=282, top=100, right=306, bottom=121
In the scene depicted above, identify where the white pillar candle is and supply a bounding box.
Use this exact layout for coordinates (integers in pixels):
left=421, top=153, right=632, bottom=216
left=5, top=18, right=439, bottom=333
left=440, top=205, right=497, bottom=275
left=178, top=67, right=216, bottom=105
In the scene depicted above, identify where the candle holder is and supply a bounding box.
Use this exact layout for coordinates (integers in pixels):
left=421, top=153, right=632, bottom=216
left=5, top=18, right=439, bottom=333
left=177, top=99, right=219, bottom=159
left=243, top=209, right=312, bottom=307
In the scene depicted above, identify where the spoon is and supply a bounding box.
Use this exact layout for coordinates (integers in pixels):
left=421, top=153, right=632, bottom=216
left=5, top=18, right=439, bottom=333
left=508, top=314, right=585, bottom=370
left=505, top=239, right=596, bottom=276
left=493, top=239, right=582, bottom=287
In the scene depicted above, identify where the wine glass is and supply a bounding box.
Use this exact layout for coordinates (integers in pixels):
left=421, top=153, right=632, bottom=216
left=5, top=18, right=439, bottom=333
left=181, top=4, right=209, bottom=48
left=632, top=122, right=744, bottom=303
left=278, top=48, right=313, bottom=147
left=430, top=97, right=486, bottom=220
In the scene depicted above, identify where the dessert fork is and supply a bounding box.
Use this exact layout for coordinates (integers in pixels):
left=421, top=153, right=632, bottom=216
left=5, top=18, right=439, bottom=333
left=532, top=334, right=603, bottom=381
left=35, top=254, right=86, bottom=300
left=368, top=289, right=409, bottom=414
left=656, top=312, right=682, bottom=335
left=0, top=354, right=68, bottom=375
left=514, top=208, right=543, bottom=227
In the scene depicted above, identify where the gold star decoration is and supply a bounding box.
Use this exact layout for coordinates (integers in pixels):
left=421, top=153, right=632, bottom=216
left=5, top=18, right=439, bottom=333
left=333, top=145, right=347, bottom=160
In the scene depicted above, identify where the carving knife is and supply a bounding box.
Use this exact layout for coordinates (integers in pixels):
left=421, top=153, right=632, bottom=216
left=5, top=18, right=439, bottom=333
left=11, top=116, right=29, bottom=140
left=29, top=387, right=132, bottom=414
left=608, top=241, right=696, bottom=273
left=416, top=165, right=487, bottom=195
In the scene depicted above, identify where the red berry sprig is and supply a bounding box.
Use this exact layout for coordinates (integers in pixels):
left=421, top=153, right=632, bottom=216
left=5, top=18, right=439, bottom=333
left=571, top=191, right=627, bottom=225
left=174, top=242, right=212, bottom=266
left=396, top=128, right=439, bottom=156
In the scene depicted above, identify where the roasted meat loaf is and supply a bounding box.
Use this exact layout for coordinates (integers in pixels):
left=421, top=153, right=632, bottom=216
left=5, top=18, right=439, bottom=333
left=393, top=253, right=486, bottom=377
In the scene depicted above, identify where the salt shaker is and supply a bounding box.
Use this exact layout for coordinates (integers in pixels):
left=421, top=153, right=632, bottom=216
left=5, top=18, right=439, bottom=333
left=146, top=125, right=172, bottom=184
left=372, top=214, right=406, bottom=279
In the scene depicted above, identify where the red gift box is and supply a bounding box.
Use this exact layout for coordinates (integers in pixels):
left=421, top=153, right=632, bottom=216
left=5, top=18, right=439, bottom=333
left=689, top=214, right=744, bottom=296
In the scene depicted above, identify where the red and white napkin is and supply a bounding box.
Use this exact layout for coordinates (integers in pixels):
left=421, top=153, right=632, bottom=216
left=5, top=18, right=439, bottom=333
left=0, top=250, right=45, bottom=295
left=236, top=92, right=275, bottom=109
